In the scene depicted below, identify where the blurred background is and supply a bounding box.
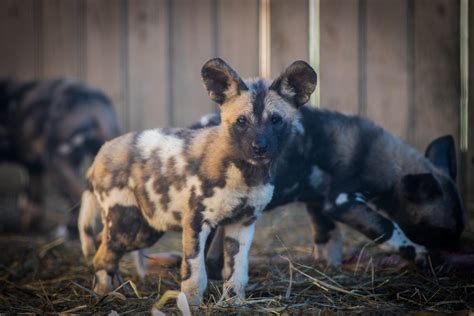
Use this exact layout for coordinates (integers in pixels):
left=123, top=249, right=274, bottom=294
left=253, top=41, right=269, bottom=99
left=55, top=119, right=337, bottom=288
left=0, top=0, right=472, bottom=246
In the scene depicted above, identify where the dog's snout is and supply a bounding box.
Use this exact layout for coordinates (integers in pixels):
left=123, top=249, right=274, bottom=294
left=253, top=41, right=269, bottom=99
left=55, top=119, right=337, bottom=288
left=252, top=138, right=268, bottom=155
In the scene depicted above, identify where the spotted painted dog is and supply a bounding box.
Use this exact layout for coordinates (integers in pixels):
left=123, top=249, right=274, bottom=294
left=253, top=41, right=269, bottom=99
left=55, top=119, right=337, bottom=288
left=78, top=58, right=317, bottom=304
left=191, top=107, right=464, bottom=276
left=0, top=78, right=119, bottom=234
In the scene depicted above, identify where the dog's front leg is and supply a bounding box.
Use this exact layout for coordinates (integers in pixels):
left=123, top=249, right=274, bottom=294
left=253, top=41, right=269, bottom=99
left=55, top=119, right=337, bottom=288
left=306, top=202, right=344, bottom=266
left=205, top=225, right=225, bottom=280
left=222, top=220, right=256, bottom=302
left=20, top=168, right=44, bottom=232
left=49, top=157, right=85, bottom=236
left=181, top=211, right=211, bottom=306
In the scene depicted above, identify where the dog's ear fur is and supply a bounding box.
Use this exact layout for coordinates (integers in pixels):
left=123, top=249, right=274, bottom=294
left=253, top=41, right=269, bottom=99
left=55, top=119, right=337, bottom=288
left=425, top=135, right=457, bottom=180
left=401, top=173, right=443, bottom=203
left=270, top=60, right=317, bottom=107
left=201, top=58, right=248, bottom=105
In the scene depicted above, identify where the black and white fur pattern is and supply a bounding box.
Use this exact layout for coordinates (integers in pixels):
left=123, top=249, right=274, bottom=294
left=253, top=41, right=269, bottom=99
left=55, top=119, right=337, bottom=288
left=196, top=107, right=464, bottom=273
left=78, top=58, right=317, bottom=305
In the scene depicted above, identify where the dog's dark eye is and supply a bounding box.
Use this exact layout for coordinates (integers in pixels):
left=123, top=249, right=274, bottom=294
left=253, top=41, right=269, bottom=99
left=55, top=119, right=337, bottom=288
left=236, top=116, right=248, bottom=127
left=271, top=114, right=282, bottom=125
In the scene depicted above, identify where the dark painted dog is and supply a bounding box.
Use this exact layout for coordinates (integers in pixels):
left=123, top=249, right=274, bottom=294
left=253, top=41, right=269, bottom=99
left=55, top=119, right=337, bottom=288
left=0, top=78, right=119, bottom=234
left=78, top=58, right=317, bottom=304
left=191, top=107, right=464, bottom=277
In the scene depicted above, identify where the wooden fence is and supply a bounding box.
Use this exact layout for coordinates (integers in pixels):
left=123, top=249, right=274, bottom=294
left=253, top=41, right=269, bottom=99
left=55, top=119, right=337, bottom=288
left=0, top=0, right=472, bottom=212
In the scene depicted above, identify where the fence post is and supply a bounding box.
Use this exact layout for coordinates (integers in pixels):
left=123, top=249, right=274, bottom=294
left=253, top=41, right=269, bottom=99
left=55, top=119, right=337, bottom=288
left=309, top=0, right=320, bottom=107
left=259, top=0, right=271, bottom=79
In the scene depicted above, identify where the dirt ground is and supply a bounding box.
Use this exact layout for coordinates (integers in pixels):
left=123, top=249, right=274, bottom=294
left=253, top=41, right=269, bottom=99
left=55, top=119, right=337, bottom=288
left=1, top=201, right=474, bottom=314
left=1, top=166, right=473, bottom=313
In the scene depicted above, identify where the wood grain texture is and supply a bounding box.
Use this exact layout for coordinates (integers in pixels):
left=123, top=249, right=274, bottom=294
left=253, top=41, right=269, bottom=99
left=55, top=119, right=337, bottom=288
left=271, top=0, right=309, bottom=79
left=413, top=0, right=460, bottom=151
left=0, top=0, right=38, bottom=79
left=41, top=0, right=81, bottom=78
left=467, top=1, right=474, bottom=216
left=320, top=0, right=358, bottom=113
left=170, top=0, right=215, bottom=127
left=128, top=0, right=169, bottom=130
left=366, top=0, right=408, bottom=139
left=84, top=0, right=128, bottom=131
left=217, top=0, right=259, bottom=79
left=0, top=0, right=468, bottom=227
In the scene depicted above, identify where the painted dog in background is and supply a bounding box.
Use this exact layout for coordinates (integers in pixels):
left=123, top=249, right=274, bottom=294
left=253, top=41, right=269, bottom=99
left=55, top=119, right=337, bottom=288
left=78, top=58, right=317, bottom=304
left=0, top=78, right=119, bottom=234
left=193, top=107, right=464, bottom=277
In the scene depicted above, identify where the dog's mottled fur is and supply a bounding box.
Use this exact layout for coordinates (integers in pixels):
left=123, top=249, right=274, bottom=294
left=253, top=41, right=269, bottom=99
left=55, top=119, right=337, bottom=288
left=78, top=58, right=317, bottom=304
left=0, top=78, right=119, bottom=233
left=193, top=107, right=464, bottom=275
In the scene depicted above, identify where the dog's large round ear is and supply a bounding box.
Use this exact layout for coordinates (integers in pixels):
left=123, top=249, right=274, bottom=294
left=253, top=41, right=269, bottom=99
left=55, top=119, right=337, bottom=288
left=269, top=60, right=317, bottom=107
left=201, top=58, right=248, bottom=105
left=425, top=135, right=457, bottom=180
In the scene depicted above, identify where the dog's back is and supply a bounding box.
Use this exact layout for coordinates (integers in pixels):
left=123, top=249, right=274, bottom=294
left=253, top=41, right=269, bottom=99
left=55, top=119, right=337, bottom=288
left=0, top=78, right=119, bottom=167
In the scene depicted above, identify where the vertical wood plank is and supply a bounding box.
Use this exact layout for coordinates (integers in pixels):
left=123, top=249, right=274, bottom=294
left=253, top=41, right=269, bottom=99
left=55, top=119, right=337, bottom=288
left=413, top=0, right=460, bottom=151
left=271, top=0, right=309, bottom=78
left=366, top=0, right=408, bottom=139
left=0, top=0, right=38, bottom=79
left=467, top=1, right=474, bottom=218
left=217, top=0, right=259, bottom=79
left=41, top=0, right=81, bottom=78
left=171, top=0, right=215, bottom=127
left=128, top=0, right=169, bottom=130
left=320, top=0, right=359, bottom=113
left=84, top=0, right=128, bottom=131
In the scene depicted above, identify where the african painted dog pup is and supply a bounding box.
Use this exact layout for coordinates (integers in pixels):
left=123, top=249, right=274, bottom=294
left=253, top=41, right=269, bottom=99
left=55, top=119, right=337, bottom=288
left=0, top=78, right=119, bottom=234
left=193, top=107, right=464, bottom=275
left=78, top=58, right=317, bottom=304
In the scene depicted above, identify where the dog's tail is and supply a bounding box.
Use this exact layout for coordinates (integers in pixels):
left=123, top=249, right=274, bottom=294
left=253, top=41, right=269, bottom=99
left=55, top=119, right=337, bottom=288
left=78, top=188, right=100, bottom=258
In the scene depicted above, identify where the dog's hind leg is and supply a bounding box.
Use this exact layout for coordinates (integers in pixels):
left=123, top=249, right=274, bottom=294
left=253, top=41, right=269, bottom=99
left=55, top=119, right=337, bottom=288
left=92, top=233, right=124, bottom=295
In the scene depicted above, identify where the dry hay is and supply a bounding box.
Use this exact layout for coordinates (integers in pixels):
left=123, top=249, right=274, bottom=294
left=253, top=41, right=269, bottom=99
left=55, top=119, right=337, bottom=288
left=0, top=235, right=473, bottom=315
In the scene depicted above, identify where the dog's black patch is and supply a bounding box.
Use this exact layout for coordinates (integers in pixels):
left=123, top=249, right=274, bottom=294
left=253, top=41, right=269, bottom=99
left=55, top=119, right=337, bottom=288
left=106, top=204, right=163, bottom=253
left=249, top=80, right=267, bottom=122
